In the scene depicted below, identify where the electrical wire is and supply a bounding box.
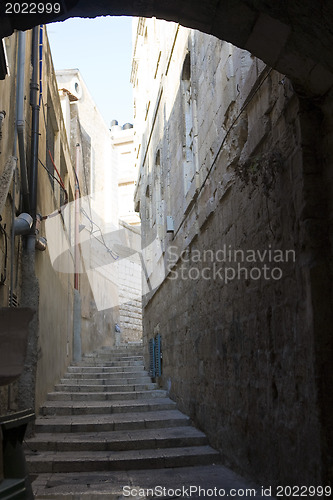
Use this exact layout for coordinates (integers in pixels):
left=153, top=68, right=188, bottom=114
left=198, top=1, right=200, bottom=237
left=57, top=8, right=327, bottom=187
left=41, top=94, right=48, bottom=135
left=73, top=167, right=81, bottom=197
left=40, top=94, right=67, bottom=199
left=47, top=149, right=68, bottom=205
left=78, top=122, right=91, bottom=198
left=200, top=67, right=273, bottom=197
left=48, top=149, right=66, bottom=190
left=80, top=208, right=119, bottom=260
left=38, top=158, right=67, bottom=198
left=0, top=221, right=8, bottom=285
left=38, top=158, right=69, bottom=220
left=38, top=76, right=114, bottom=260
left=173, top=66, right=274, bottom=238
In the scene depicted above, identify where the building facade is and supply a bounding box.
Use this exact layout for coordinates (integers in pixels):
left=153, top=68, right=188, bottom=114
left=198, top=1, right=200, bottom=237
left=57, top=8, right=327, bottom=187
left=111, top=121, right=140, bottom=227
left=111, top=121, right=142, bottom=343
left=133, top=18, right=332, bottom=487
left=0, top=27, right=77, bottom=415
left=55, top=72, right=142, bottom=345
left=0, top=27, right=141, bottom=421
left=55, top=68, right=121, bottom=353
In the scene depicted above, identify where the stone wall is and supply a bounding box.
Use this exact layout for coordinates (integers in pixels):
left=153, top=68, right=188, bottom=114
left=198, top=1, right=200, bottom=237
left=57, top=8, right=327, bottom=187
left=0, top=31, right=23, bottom=415
left=118, top=221, right=142, bottom=344
left=134, top=20, right=332, bottom=486
left=56, top=69, right=121, bottom=354
left=0, top=29, right=76, bottom=414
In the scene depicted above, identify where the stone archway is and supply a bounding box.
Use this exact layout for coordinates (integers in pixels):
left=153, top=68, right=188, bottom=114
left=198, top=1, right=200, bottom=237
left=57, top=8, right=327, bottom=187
left=1, top=0, right=333, bottom=95
left=0, top=0, right=332, bottom=489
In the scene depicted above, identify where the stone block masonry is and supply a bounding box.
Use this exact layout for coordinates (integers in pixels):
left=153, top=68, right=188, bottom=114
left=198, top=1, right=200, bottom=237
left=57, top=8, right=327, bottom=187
left=133, top=19, right=332, bottom=488
left=118, top=221, right=143, bottom=343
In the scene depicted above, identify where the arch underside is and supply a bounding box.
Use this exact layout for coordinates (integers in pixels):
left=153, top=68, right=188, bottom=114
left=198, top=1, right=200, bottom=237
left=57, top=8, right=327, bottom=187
left=0, top=0, right=333, bottom=95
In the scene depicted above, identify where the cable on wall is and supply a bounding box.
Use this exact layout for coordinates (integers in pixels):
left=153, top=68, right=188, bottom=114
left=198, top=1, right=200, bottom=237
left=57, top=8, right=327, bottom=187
left=0, top=219, right=8, bottom=285
left=80, top=207, right=119, bottom=260
left=39, top=158, right=68, bottom=202
left=47, top=149, right=68, bottom=204
left=173, top=67, right=274, bottom=238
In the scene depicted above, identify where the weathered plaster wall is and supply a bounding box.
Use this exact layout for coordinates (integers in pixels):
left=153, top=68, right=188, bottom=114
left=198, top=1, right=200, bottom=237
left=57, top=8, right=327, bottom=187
left=111, top=124, right=141, bottom=226
left=0, top=29, right=77, bottom=417
left=134, top=20, right=332, bottom=486
left=0, top=31, right=21, bottom=414
left=118, top=220, right=142, bottom=343
left=18, top=31, right=76, bottom=413
left=56, top=69, right=120, bottom=354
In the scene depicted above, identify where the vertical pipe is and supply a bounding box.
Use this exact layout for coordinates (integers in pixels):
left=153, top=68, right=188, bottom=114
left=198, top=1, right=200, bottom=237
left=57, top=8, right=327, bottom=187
left=10, top=30, right=20, bottom=310
left=0, top=110, right=5, bottom=146
left=17, top=27, right=41, bottom=417
left=74, top=143, right=80, bottom=290
left=8, top=167, right=16, bottom=408
left=9, top=172, right=15, bottom=305
left=73, top=143, right=82, bottom=361
left=29, top=26, right=40, bottom=228
left=16, top=30, right=30, bottom=213
left=39, top=25, right=43, bottom=107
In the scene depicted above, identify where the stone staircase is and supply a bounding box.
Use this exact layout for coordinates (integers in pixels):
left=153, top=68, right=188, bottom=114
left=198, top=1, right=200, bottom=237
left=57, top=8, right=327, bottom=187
left=26, top=343, right=219, bottom=496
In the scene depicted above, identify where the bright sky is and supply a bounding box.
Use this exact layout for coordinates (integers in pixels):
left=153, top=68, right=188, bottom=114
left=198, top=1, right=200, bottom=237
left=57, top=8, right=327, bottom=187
left=47, top=16, right=134, bottom=128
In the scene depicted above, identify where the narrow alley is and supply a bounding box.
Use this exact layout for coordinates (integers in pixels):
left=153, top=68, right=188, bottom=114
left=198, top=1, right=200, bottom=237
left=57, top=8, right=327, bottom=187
left=26, top=343, right=269, bottom=498
left=1, top=1, right=333, bottom=499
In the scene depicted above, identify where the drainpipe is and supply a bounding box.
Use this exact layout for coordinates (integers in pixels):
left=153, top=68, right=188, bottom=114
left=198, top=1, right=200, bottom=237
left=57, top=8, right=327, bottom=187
left=0, top=110, right=5, bottom=147
left=16, top=26, right=41, bottom=416
left=16, top=31, right=30, bottom=213
left=28, top=25, right=40, bottom=250
left=73, top=143, right=82, bottom=362
left=74, top=143, right=80, bottom=290
left=9, top=30, right=29, bottom=307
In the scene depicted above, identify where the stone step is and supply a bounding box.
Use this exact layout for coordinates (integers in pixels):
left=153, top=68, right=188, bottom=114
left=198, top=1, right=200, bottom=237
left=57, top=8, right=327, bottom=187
left=60, top=372, right=151, bottom=385
left=54, top=383, right=157, bottom=393
left=96, top=344, right=142, bottom=351
left=67, top=364, right=144, bottom=373
left=82, top=357, right=144, bottom=364
left=62, top=374, right=152, bottom=384
left=83, top=354, right=143, bottom=361
left=68, top=365, right=145, bottom=373
left=26, top=445, right=219, bottom=473
left=31, top=465, right=265, bottom=500
left=47, top=389, right=167, bottom=401
left=29, top=343, right=222, bottom=496
left=92, top=351, right=143, bottom=358
left=26, top=426, right=208, bottom=452
left=34, top=410, right=191, bottom=433
left=39, top=398, right=177, bottom=416
left=75, top=360, right=144, bottom=367
left=93, top=348, right=143, bottom=358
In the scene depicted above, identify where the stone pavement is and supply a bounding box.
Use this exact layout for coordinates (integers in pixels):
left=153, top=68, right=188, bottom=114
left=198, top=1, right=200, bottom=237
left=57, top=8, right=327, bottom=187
left=31, top=464, right=275, bottom=499
left=25, top=344, right=274, bottom=499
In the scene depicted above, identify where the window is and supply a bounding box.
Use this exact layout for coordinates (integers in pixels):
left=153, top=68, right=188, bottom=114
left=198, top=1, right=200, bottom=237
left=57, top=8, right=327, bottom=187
left=145, top=183, right=151, bottom=223
left=46, top=115, right=55, bottom=190
left=90, top=147, right=95, bottom=198
left=154, top=149, right=164, bottom=239
left=45, top=93, right=58, bottom=192
left=181, top=52, right=194, bottom=195
left=60, top=147, right=67, bottom=208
